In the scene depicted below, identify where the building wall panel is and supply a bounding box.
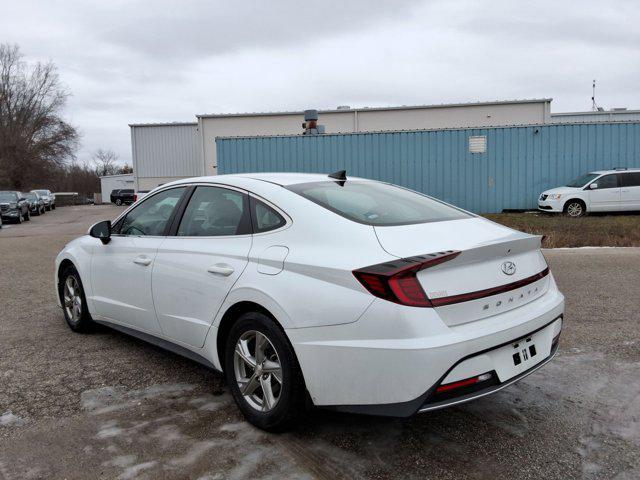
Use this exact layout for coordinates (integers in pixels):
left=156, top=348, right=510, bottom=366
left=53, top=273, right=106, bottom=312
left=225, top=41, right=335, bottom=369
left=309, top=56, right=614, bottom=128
left=217, top=122, right=640, bottom=213
left=131, top=123, right=200, bottom=189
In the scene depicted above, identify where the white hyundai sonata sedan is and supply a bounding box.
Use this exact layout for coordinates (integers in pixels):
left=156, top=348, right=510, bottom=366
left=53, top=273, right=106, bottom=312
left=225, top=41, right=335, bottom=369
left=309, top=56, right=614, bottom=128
left=55, top=172, right=564, bottom=430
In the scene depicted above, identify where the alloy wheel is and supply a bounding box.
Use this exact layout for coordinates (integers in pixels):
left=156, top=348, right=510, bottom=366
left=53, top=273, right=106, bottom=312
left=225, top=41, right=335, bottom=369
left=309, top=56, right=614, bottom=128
left=63, top=275, right=82, bottom=324
left=567, top=202, right=583, bottom=217
left=233, top=330, right=283, bottom=412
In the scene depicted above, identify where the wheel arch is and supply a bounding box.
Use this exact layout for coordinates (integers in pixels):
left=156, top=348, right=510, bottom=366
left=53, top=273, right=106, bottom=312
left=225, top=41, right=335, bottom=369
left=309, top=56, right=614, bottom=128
left=563, top=197, right=587, bottom=213
left=57, top=258, right=77, bottom=301
left=216, top=300, right=286, bottom=373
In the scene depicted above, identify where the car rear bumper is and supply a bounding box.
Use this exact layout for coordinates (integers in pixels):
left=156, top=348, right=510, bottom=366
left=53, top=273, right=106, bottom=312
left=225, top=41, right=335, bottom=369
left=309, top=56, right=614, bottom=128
left=287, top=279, right=564, bottom=416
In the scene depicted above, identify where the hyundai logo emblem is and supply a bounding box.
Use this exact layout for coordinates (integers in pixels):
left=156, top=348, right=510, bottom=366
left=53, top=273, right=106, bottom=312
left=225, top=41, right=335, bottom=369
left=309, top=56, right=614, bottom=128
left=501, top=261, right=516, bottom=275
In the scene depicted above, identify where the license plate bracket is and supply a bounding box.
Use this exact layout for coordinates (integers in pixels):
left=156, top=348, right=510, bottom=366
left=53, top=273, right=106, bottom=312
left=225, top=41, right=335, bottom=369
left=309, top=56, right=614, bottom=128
left=512, top=336, right=537, bottom=366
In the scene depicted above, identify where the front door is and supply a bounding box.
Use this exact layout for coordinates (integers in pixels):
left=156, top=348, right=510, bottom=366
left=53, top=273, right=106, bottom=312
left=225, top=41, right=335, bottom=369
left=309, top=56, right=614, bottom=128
left=90, top=187, right=187, bottom=334
left=152, top=185, right=252, bottom=348
left=587, top=174, right=621, bottom=212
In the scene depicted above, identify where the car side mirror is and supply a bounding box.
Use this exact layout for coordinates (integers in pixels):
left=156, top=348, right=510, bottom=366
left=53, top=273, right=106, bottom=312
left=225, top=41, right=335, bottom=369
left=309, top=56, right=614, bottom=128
left=89, top=220, right=112, bottom=244
left=589, top=183, right=598, bottom=190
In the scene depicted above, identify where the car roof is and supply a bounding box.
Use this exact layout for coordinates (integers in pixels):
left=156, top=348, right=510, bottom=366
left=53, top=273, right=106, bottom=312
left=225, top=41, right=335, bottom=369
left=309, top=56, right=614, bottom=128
left=590, top=168, right=640, bottom=175
left=163, top=172, right=373, bottom=188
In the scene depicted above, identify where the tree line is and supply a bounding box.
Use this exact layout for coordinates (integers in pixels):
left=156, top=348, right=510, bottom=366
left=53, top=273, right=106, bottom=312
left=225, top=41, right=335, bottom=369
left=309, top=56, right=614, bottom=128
left=0, top=43, right=130, bottom=195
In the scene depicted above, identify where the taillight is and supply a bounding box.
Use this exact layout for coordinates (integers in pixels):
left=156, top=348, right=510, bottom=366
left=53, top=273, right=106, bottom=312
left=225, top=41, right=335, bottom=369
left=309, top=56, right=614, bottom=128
left=353, top=250, right=460, bottom=307
left=133, top=194, right=138, bottom=202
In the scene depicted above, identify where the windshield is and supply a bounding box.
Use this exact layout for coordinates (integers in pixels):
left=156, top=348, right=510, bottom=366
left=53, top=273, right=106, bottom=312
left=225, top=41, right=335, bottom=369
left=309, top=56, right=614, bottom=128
left=25, top=193, right=38, bottom=200
left=287, top=181, right=472, bottom=226
left=0, top=192, right=17, bottom=202
left=34, top=190, right=49, bottom=195
left=566, top=173, right=599, bottom=188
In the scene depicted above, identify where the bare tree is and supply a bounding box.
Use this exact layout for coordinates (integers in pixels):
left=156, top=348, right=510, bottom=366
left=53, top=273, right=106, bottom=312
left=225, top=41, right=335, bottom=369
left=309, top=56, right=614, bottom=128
left=0, top=43, right=78, bottom=190
left=92, top=148, right=119, bottom=176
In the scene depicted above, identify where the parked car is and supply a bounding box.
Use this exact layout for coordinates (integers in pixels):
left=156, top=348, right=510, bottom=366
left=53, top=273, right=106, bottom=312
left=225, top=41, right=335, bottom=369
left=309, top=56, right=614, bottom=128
left=56, top=172, right=564, bottom=431
left=538, top=168, right=640, bottom=217
left=31, top=189, right=56, bottom=211
left=110, top=189, right=136, bottom=206
left=0, top=191, right=31, bottom=223
left=24, top=191, right=46, bottom=215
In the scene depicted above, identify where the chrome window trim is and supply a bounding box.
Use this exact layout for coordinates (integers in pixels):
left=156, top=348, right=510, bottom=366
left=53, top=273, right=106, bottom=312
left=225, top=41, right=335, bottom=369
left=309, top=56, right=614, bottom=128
left=109, top=180, right=293, bottom=239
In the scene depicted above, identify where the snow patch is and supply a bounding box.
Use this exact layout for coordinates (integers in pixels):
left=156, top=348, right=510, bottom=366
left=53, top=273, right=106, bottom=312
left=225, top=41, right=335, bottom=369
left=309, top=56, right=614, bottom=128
left=0, top=411, right=26, bottom=427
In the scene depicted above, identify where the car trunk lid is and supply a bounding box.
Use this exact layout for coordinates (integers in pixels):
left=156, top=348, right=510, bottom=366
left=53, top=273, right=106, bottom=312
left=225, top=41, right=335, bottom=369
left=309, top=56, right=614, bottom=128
left=374, top=218, right=550, bottom=326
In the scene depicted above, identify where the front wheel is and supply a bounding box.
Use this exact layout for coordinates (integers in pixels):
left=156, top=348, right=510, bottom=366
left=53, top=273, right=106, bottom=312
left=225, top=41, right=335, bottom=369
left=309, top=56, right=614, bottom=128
left=115, top=199, right=123, bottom=206
left=564, top=200, right=586, bottom=218
left=225, top=312, right=306, bottom=431
left=24, top=210, right=30, bottom=221
left=60, top=266, right=94, bottom=332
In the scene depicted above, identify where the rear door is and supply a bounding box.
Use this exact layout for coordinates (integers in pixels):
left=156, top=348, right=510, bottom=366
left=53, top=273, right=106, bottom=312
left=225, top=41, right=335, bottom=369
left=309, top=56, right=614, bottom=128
left=620, top=172, right=640, bottom=211
left=587, top=174, right=621, bottom=211
left=152, top=185, right=252, bottom=348
left=90, top=186, right=187, bottom=333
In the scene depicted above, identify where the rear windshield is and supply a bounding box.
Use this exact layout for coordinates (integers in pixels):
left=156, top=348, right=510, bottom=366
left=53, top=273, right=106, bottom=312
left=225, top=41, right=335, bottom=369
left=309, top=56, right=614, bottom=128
left=566, top=173, right=599, bottom=188
left=287, top=181, right=471, bottom=226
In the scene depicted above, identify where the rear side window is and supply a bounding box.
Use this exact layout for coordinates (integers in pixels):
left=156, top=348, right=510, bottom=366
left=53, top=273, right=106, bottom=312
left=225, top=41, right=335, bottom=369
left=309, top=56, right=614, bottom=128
left=177, top=186, right=250, bottom=236
left=287, top=181, right=471, bottom=226
left=251, top=197, right=286, bottom=233
left=621, top=172, right=640, bottom=187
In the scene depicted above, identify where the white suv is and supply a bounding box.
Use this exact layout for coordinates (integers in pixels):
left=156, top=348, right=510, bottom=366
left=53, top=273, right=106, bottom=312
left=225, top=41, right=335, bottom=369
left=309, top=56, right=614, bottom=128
left=538, top=168, right=640, bottom=217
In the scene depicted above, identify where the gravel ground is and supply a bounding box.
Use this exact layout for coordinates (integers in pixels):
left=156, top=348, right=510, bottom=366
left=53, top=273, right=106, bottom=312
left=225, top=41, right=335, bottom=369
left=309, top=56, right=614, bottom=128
left=0, top=205, right=639, bottom=480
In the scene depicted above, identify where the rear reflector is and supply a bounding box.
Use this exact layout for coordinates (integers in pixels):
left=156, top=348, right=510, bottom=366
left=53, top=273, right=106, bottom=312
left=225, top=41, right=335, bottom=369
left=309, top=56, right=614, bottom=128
left=436, top=372, right=493, bottom=393
left=353, top=251, right=461, bottom=307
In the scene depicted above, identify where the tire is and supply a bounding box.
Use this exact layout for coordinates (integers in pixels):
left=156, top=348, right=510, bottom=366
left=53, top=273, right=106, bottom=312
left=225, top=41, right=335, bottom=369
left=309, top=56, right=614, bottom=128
left=46, top=205, right=51, bottom=211
left=24, top=210, right=30, bottom=221
left=59, top=265, right=94, bottom=333
left=225, top=311, right=306, bottom=431
left=41, top=206, right=46, bottom=214
left=115, top=199, right=123, bottom=206
left=564, top=200, right=586, bottom=218
left=16, top=212, right=23, bottom=224
left=52, top=204, right=56, bottom=210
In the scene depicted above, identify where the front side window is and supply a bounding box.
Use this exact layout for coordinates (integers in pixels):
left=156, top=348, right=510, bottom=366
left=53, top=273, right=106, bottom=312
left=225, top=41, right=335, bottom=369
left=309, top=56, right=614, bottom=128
left=593, top=174, right=619, bottom=189
left=177, top=186, right=250, bottom=236
left=566, top=173, right=599, bottom=188
left=287, top=181, right=471, bottom=226
left=119, top=187, right=186, bottom=236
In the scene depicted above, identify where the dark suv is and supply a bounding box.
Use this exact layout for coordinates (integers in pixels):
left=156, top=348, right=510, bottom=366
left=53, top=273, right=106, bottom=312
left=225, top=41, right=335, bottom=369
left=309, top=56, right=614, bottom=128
left=0, top=191, right=31, bottom=223
left=110, top=189, right=136, bottom=206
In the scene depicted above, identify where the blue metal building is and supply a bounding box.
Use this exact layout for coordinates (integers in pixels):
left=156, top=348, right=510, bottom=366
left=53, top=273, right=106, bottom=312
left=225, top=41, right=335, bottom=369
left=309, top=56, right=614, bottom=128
left=216, top=122, right=640, bottom=213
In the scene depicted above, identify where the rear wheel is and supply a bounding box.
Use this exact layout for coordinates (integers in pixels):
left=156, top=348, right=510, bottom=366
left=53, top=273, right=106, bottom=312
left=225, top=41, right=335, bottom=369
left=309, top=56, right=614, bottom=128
left=225, top=312, right=306, bottom=431
left=60, top=266, right=94, bottom=332
left=51, top=204, right=56, bottom=210
left=115, top=198, right=123, bottom=206
left=564, top=200, right=585, bottom=218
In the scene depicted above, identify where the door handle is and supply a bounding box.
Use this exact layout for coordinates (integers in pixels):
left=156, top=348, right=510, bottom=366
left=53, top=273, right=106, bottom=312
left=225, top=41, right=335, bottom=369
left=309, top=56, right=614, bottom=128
left=133, top=256, right=152, bottom=266
left=207, top=264, right=235, bottom=276
left=621, top=189, right=630, bottom=192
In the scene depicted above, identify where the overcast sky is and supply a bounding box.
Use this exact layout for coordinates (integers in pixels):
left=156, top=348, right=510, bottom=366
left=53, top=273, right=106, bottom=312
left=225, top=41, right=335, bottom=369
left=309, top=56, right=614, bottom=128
left=1, top=0, right=639, bottom=164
